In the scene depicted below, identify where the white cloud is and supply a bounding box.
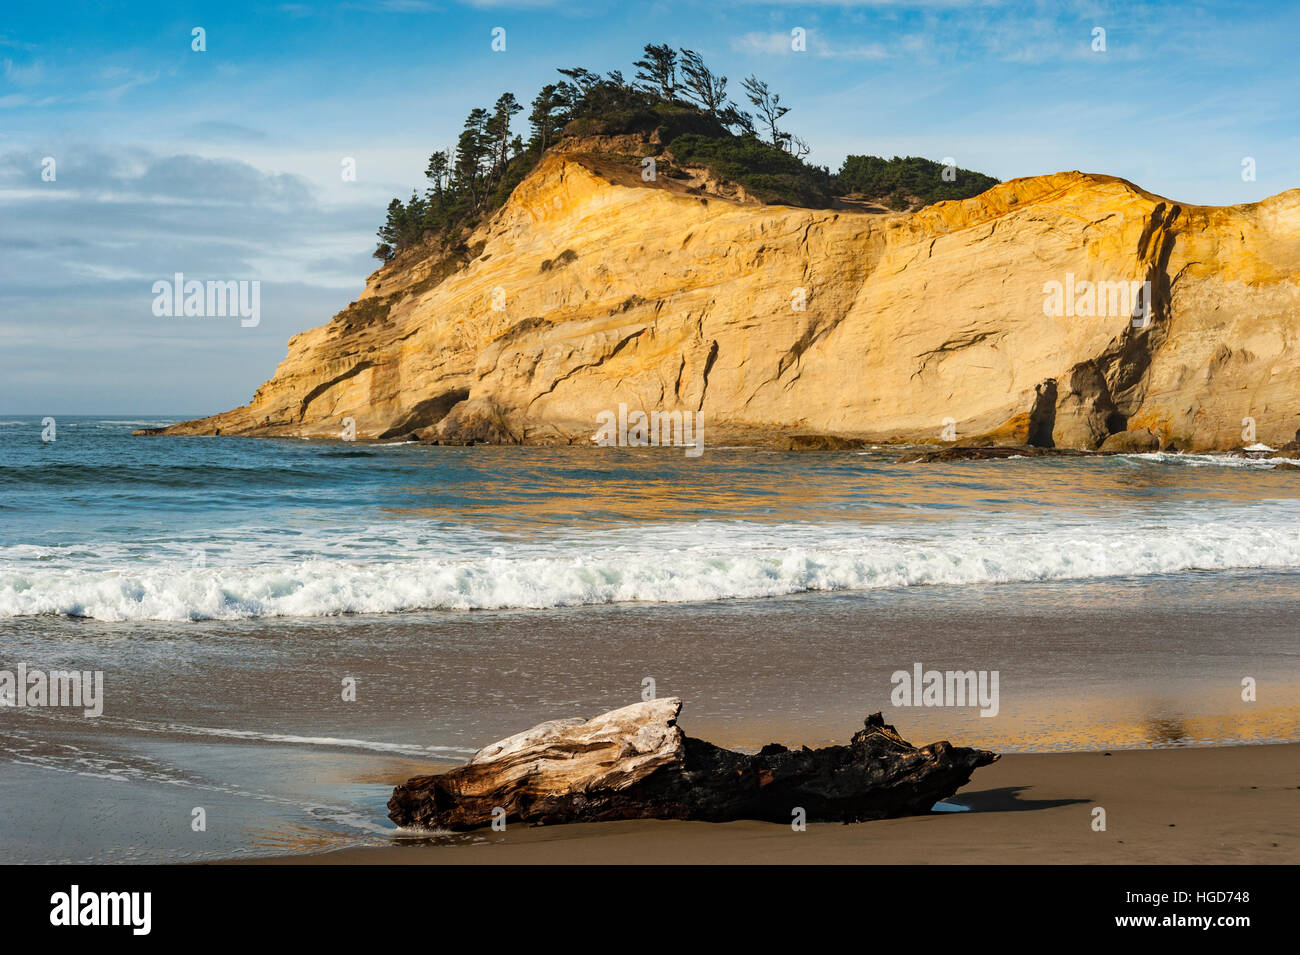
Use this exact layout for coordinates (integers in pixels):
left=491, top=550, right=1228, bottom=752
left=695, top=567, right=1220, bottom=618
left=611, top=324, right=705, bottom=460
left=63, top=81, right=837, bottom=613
left=732, top=29, right=894, bottom=59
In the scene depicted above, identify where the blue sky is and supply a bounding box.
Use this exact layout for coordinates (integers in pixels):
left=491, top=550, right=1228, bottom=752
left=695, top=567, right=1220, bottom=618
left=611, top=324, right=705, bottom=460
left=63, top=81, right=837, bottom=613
left=3, top=0, right=1298, bottom=414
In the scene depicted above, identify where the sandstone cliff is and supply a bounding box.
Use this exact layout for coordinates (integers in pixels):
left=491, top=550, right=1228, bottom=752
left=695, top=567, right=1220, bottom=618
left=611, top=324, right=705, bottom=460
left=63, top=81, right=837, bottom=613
left=156, top=146, right=1300, bottom=451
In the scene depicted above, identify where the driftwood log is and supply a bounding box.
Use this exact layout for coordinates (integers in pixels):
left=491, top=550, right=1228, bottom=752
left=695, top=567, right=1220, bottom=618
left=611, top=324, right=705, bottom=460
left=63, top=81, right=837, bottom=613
left=388, top=698, right=998, bottom=830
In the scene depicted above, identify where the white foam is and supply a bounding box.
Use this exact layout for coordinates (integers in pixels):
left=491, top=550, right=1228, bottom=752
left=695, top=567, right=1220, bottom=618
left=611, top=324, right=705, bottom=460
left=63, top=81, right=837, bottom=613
left=2, top=511, right=1298, bottom=621
left=101, top=715, right=475, bottom=757
left=1116, top=452, right=1300, bottom=468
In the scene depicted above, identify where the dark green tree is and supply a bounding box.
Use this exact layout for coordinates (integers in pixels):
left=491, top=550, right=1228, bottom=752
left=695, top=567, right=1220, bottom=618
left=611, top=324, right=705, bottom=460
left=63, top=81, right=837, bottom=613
left=742, top=75, right=789, bottom=148
left=424, top=149, right=450, bottom=198
left=633, top=43, right=678, bottom=100
left=375, top=197, right=405, bottom=260
left=556, top=67, right=599, bottom=100
left=486, top=92, right=522, bottom=177
left=455, top=108, right=493, bottom=206
left=678, top=49, right=728, bottom=115
left=528, top=83, right=566, bottom=152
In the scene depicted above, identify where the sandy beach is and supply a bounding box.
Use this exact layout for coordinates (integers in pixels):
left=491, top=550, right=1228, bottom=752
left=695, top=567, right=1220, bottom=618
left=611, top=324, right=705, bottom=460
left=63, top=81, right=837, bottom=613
left=248, top=742, right=1299, bottom=865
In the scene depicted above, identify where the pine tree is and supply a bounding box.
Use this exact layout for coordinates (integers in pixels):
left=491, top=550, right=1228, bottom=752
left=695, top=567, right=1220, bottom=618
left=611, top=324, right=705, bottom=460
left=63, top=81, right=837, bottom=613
left=528, top=84, right=566, bottom=151
left=455, top=108, right=492, bottom=207
left=633, top=43, right=678, bottom=100
left=487, top=93, right=522, bottom=177
left=375, top=197, right=405, bottom=258
left=424, top=150, right=450, bottom=198
left=742, top=75, right=790, bottom=148
left=679, top=49, right=728, bottom=115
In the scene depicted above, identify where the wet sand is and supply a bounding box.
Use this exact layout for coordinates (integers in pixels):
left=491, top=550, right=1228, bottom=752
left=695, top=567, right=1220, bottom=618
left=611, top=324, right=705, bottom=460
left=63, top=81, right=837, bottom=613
left=252, top=742, right=1300, bottom=865
left=7, top=578, right=1298, bottom=863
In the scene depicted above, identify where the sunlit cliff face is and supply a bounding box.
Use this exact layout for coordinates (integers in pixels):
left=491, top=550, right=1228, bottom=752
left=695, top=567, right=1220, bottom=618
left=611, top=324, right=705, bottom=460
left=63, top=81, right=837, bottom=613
left=159, top=145, right=1300, bottom=452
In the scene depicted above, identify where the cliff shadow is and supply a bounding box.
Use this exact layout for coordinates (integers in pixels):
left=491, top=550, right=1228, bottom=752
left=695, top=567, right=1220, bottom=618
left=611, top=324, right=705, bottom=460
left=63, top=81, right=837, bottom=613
left=378, top=388, right=471, bottom=439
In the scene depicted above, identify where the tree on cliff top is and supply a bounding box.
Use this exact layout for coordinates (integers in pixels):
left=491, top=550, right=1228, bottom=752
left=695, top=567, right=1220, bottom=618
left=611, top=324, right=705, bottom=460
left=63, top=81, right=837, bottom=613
left=373, top=43, right=1001, bottom=262
left=741, top=76, right=790, bottom=150
left=632, top=44, right=678, bottom=100
left=528, top=83, right=565, bottom=153
left=679, top=49, right=727, bottom=115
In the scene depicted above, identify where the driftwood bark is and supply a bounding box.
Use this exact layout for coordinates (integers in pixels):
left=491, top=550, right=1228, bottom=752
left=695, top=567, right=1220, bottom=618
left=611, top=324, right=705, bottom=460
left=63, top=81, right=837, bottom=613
left=388, top=698, right=998, bottom=830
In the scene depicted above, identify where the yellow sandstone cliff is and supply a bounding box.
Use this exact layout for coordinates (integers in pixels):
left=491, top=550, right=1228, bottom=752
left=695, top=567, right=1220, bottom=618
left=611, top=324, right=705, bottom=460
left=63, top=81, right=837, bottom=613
left=157, top=148, right=1300, bottom=451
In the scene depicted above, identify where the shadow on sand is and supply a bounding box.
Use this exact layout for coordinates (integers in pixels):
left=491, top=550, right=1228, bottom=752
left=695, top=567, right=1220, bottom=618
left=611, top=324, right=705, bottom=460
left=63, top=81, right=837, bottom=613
left=943, top=786, right=1090, bottom=813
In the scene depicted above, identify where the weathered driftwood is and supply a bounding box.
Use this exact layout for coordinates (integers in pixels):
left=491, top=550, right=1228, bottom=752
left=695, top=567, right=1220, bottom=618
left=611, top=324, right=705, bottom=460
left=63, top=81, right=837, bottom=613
left=388, top=698, right=998, bottom=830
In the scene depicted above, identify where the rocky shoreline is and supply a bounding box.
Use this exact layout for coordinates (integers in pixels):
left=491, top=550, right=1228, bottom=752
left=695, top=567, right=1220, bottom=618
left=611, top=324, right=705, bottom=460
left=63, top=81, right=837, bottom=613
left=135, top=424, right=1300, bottom=468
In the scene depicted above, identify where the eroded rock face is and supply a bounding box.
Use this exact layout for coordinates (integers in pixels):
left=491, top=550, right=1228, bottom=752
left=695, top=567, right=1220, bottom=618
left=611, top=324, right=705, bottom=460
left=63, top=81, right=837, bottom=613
left=1099, top=428, right=1162, bottom=453
left=154, top=147, right=1300, bottom=451
left=387, top=698, right=999, bottom=830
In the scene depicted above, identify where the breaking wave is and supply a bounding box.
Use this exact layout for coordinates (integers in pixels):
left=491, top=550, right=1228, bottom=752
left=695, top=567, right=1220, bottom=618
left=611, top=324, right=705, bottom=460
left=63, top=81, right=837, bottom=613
left=2, top=514, right=1298, bottom=621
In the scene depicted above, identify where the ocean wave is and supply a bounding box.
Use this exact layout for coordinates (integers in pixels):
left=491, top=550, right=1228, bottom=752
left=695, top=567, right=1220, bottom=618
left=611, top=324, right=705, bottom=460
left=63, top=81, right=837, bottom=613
left=2, top=517, right=1298, bottom=621
left=1116, top=452, right=1300, bottom=469
left=95, top=420, right=175, bottom=426
left=78, top=714, right=475, bottom=757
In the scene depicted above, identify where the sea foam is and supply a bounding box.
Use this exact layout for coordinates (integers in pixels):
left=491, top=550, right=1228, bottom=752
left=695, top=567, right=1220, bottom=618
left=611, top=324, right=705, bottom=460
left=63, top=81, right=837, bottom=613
left=1, top=514, right=1297, bottom=621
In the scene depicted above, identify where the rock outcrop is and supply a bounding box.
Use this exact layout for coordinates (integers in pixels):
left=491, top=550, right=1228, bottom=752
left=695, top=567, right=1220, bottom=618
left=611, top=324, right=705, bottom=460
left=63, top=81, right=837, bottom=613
left=1098, top=428, right=1162, bottom=453
left=151, top=144, right=1300, bottom=450
left=387, top=698, right=998, bottom=830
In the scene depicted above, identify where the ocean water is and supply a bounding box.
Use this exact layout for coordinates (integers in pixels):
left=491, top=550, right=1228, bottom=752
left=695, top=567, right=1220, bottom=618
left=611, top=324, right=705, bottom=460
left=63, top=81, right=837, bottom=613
left=2, top=415, right=1299, bottom=862
left=6, top=416, right=1300, bottom=621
